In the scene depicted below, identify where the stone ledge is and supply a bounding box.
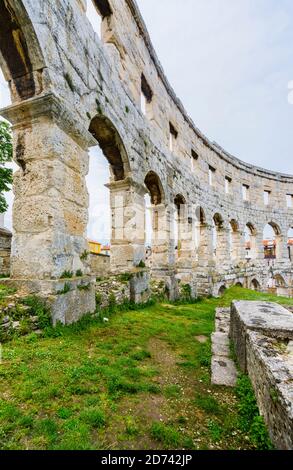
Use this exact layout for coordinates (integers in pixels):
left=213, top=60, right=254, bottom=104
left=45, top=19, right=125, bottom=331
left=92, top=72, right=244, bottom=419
left=230, top=300, right=293, bottom=449
left=230, top=300, right=293, bottom=372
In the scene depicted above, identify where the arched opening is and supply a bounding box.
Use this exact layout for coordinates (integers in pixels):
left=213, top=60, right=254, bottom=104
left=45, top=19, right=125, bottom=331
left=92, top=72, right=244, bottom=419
left=194, top=206, right=205, bottom=253
left=173, top=194, right=186, bottom=261
left=212, top=213, right=224, bottom=260
left=245, top=223, right=257, bottom=260
left=89, top=115, right=129, bottom=181
left=251, top=279, right=260, bottom=291
left=144, top=171, right=165, bottom=271
left=263, top=222, right=282, bottom=260
left=0, top=68, right=13, bottom=233
left=272, top=273, right=287, bottom=296
left=195, top=206, right=208, bottom=265
left=218, top=285, right=226, bottom=297
left=0, top=1, right=45, bottom=101
left=88, top=115, right=131, bottom=274
left=235, top=282, right=243, bottom=288
left=229, top=219, right=240, bottom=261
left=86, top=0, right=103, bottom=39
left=144, top=171, right=163, bottom=206
left=288, top=227, right=293, bottom=261
left=274, top=274, right=286, bottom=287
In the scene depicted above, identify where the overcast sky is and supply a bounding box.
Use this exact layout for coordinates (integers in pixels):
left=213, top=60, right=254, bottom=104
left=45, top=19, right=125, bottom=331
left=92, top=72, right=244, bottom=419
left=1, top=0, right=293, bottom=240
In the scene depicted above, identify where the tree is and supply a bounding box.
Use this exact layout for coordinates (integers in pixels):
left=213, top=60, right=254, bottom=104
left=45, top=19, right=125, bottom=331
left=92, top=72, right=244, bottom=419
left=0, top=120, right=13, bottom=213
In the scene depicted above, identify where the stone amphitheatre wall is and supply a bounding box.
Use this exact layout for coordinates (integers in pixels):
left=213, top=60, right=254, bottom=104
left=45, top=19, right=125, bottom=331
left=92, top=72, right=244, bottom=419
left=0, top=0, right=293, bottom=320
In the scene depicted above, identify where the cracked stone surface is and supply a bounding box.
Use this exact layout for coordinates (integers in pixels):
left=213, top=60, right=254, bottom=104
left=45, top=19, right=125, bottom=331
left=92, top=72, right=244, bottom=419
left=211, top=308, right=238, bottom=387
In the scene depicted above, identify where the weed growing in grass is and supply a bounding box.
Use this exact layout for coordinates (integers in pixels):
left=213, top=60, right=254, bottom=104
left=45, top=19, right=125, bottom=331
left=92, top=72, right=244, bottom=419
left=150, top=422, right=181, bottom=447
left=164, top=384, right=181, bottom=398
left=194, top=393, right=221, bottom=415
left=80, top=407, right=106, bottom=428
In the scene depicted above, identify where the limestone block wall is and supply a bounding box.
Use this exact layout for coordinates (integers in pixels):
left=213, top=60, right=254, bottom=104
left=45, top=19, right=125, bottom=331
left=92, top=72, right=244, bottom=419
left=230, top=301, right=293, bottom=449
left=0, top=0, right=292, bottom=317
left=90, top=253, right=111, bottom=277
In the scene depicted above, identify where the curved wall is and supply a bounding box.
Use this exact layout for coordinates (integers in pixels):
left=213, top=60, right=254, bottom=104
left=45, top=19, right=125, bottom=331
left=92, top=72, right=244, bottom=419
left=0, top=0, right=292, bottom=300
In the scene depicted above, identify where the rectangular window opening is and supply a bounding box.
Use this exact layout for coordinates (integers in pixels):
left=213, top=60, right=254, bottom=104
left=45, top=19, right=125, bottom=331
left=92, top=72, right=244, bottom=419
left=141, top=74, right=153, bottom=117
left=209, top=166, right=215, bottom=186
left=225, top=176, right=232, bottom=194
left=264, top=190, right=270, bottom=205
left=286, top=194, right=293, bottom=208
left=169, top=122, right=178, bottom=152
left=242, top=184, right=249, bottom=201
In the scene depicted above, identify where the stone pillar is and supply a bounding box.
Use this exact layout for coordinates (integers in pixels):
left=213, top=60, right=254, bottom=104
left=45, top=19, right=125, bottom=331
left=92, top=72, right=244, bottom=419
left=197, top=224, right=213, bottom=267
left=0, top=94, right=96, bottom=323
left=238, top=230, right=248, bottom=262
left=215, top=228, right=230, bottom=267
left=107, top=178, right=146, bottom=272
left=151, top=203, right=175, bottom=273
left=230, top=229, right=243, bottom=262
left=176, top=208, right=196, bottom=295
left=196, top=223, right=214, bottom=296
left=253, top=232, right=262, bottom=261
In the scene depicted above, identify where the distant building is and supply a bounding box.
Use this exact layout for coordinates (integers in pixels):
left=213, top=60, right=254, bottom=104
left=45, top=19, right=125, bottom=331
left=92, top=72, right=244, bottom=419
left=88, top=240, right=102, bottom=255
left=245, top=239, right=293, bottom=260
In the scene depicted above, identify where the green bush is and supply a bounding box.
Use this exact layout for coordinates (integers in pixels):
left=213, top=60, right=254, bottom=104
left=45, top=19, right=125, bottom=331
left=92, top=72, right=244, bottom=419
left=57, top=283, right=71, bottom=295
left=60, top=271, right=73, bottom=279
left=21, top=296, right=51, bottom=329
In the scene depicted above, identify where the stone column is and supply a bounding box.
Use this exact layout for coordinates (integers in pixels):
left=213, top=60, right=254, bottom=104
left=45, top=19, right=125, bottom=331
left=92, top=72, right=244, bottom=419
left=176, top=208, right=197, bottom=295
left=106, top=178, right=146, bottom=272
left=196, top=223, right=214, bottom=296
left=230, top=229, right=243, bottom=262
left=238, top=230, right=248, bottom=262
left=197, top=223, right=214, bottom=268
left=215, top=228, right=230, bottom=268
left=0, top=93, right=96, bottom=323
left=151, top=203, right=175, bottom=274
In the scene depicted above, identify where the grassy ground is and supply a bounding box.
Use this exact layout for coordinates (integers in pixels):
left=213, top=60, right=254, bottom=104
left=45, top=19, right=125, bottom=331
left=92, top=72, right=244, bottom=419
left=0, top=286, right=292, bottom=450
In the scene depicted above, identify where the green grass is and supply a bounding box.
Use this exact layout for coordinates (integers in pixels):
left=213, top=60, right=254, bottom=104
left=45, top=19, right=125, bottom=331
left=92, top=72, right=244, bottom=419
left=0, top=286, right=290, bottom=450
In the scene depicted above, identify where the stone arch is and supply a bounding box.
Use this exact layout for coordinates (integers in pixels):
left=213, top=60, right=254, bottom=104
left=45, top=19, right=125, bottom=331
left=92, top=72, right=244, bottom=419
left=144, top=171, right=164, bottom=205
left=218, top=285, right=226, bottom=296
left=245, top=222, right=257, bottom=260
left=213, top=213, right=224, bottom=228
left=194, top=206, right=206, bottom=250
left=263, top=221, right=282, bottom=260
left=144, top=171, right=168, bottom=272
left=235, top=282, right=243, bottom=287
left=173, top=194, right=187, bottom=261
left=251, top=278, right=261, bottom=291
left=0, top=0, right=46, bottom=101
left=274, top=273, right=286, bottom=287
left=212, top=212, right=225, bottom=261
left=174, top=194, right=186, bottom=213
left=89, top=115, right=130, bottom=181
left=229, top=218, right=240, bottom=260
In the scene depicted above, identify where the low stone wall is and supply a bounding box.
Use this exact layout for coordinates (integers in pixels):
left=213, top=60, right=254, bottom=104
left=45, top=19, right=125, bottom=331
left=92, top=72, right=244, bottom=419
left=230, top=301, right=293, bottom=449
left=0, top=228, right=12, bottom=276
left=95, top=270, right=150, bottom=309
